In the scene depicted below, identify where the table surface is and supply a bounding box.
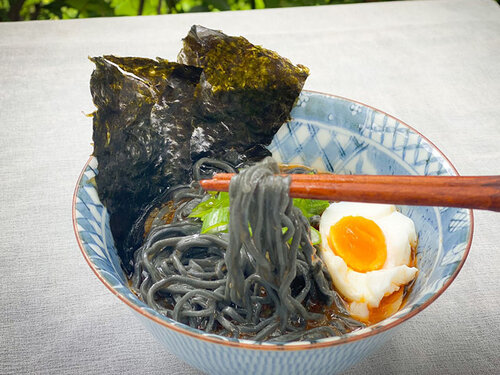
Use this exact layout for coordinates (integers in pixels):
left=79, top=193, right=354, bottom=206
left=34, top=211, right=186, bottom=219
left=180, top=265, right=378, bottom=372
left=1, top=0, right=499, bottom=373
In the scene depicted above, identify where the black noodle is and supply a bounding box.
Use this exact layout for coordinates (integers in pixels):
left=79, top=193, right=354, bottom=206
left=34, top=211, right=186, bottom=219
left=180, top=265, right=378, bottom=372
left=131, top=157, right=364, bottom=342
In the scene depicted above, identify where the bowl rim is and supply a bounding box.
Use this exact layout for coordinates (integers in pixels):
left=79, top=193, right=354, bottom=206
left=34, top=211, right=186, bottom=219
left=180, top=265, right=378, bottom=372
left=72, top=90, right=473, bottom=351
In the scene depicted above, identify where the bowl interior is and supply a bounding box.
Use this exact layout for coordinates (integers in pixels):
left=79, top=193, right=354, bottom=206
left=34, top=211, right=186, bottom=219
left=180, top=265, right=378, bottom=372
left=74, top=91, right=472, bottom=347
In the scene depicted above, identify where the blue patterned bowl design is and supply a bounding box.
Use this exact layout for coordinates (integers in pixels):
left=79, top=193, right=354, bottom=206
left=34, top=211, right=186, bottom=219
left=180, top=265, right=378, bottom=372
left=73, top=91, right=473, bottom=375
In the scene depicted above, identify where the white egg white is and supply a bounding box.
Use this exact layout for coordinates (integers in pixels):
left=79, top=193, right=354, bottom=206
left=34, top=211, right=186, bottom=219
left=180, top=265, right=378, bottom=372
left=319, top=202, right=418, bottom=318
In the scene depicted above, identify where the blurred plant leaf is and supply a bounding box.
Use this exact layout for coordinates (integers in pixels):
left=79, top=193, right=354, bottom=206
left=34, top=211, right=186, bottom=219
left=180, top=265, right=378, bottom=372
left=41, top=0, right=65, bottom=18
left=109, top=0, right=136, bottom=15
left=64, top=0, right=114, bottom=17
left=110, top=0, right=159, bottom=16
left=188, top=4, right=210, bottom=12
left=205, top=0, right=229, bottom=10
left=265, top=0, right=320, bottom=8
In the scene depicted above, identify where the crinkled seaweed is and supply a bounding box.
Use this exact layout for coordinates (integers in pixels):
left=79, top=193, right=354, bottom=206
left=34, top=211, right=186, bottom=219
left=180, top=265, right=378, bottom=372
left=179, top=25, right=309, bottom=163
left=90, top=56, right=202, bottom=266
left=90, top=26, right=309, bottom=269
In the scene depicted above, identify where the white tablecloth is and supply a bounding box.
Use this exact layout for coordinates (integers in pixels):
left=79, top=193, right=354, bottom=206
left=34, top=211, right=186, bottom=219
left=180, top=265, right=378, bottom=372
left=1, top=0, right=499, bottom=373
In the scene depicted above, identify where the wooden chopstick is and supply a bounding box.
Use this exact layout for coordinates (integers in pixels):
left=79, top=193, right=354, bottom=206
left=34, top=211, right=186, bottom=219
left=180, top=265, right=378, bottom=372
left=210, top=173, right=494, bottom=186
left=199, top=174, right=500, bottom=212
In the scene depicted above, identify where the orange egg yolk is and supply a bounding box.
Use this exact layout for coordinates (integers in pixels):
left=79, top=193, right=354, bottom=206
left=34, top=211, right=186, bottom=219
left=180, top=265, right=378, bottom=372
left=349, top=288, right=406, bottom=325
left=327, top=216, right=387, bottom=273
left=367, top=288, right=405, bottom=324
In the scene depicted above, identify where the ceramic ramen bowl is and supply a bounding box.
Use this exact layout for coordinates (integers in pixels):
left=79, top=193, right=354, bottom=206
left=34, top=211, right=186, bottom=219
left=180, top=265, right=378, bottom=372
left=73, top=91, right=473, bottom=375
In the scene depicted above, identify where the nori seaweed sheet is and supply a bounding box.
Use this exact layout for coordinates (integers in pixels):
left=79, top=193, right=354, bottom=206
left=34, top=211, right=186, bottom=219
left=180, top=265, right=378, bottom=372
left=90, top=26, right=309, bottom=270
left=178, top=25, right=309, bottom=163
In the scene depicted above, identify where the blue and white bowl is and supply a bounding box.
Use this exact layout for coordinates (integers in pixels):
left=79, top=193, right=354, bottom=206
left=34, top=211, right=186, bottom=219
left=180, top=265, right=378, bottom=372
left=73, top=91, right=473, bottom=375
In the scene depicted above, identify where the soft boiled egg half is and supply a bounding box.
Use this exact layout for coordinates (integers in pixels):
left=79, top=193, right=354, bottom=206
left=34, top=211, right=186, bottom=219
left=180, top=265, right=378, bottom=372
left=319, top=202, right=418, bottom=324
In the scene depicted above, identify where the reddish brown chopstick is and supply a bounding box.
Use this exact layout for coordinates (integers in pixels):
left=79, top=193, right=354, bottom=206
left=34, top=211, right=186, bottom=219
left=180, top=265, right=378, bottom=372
left=199, top=174, right=500, bottom=212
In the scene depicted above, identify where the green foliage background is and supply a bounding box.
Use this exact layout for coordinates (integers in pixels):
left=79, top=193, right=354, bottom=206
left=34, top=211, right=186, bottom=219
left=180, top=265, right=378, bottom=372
left=4, top=0, right=497, bottom=21
left=1, top=0, right=397, bottom=21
